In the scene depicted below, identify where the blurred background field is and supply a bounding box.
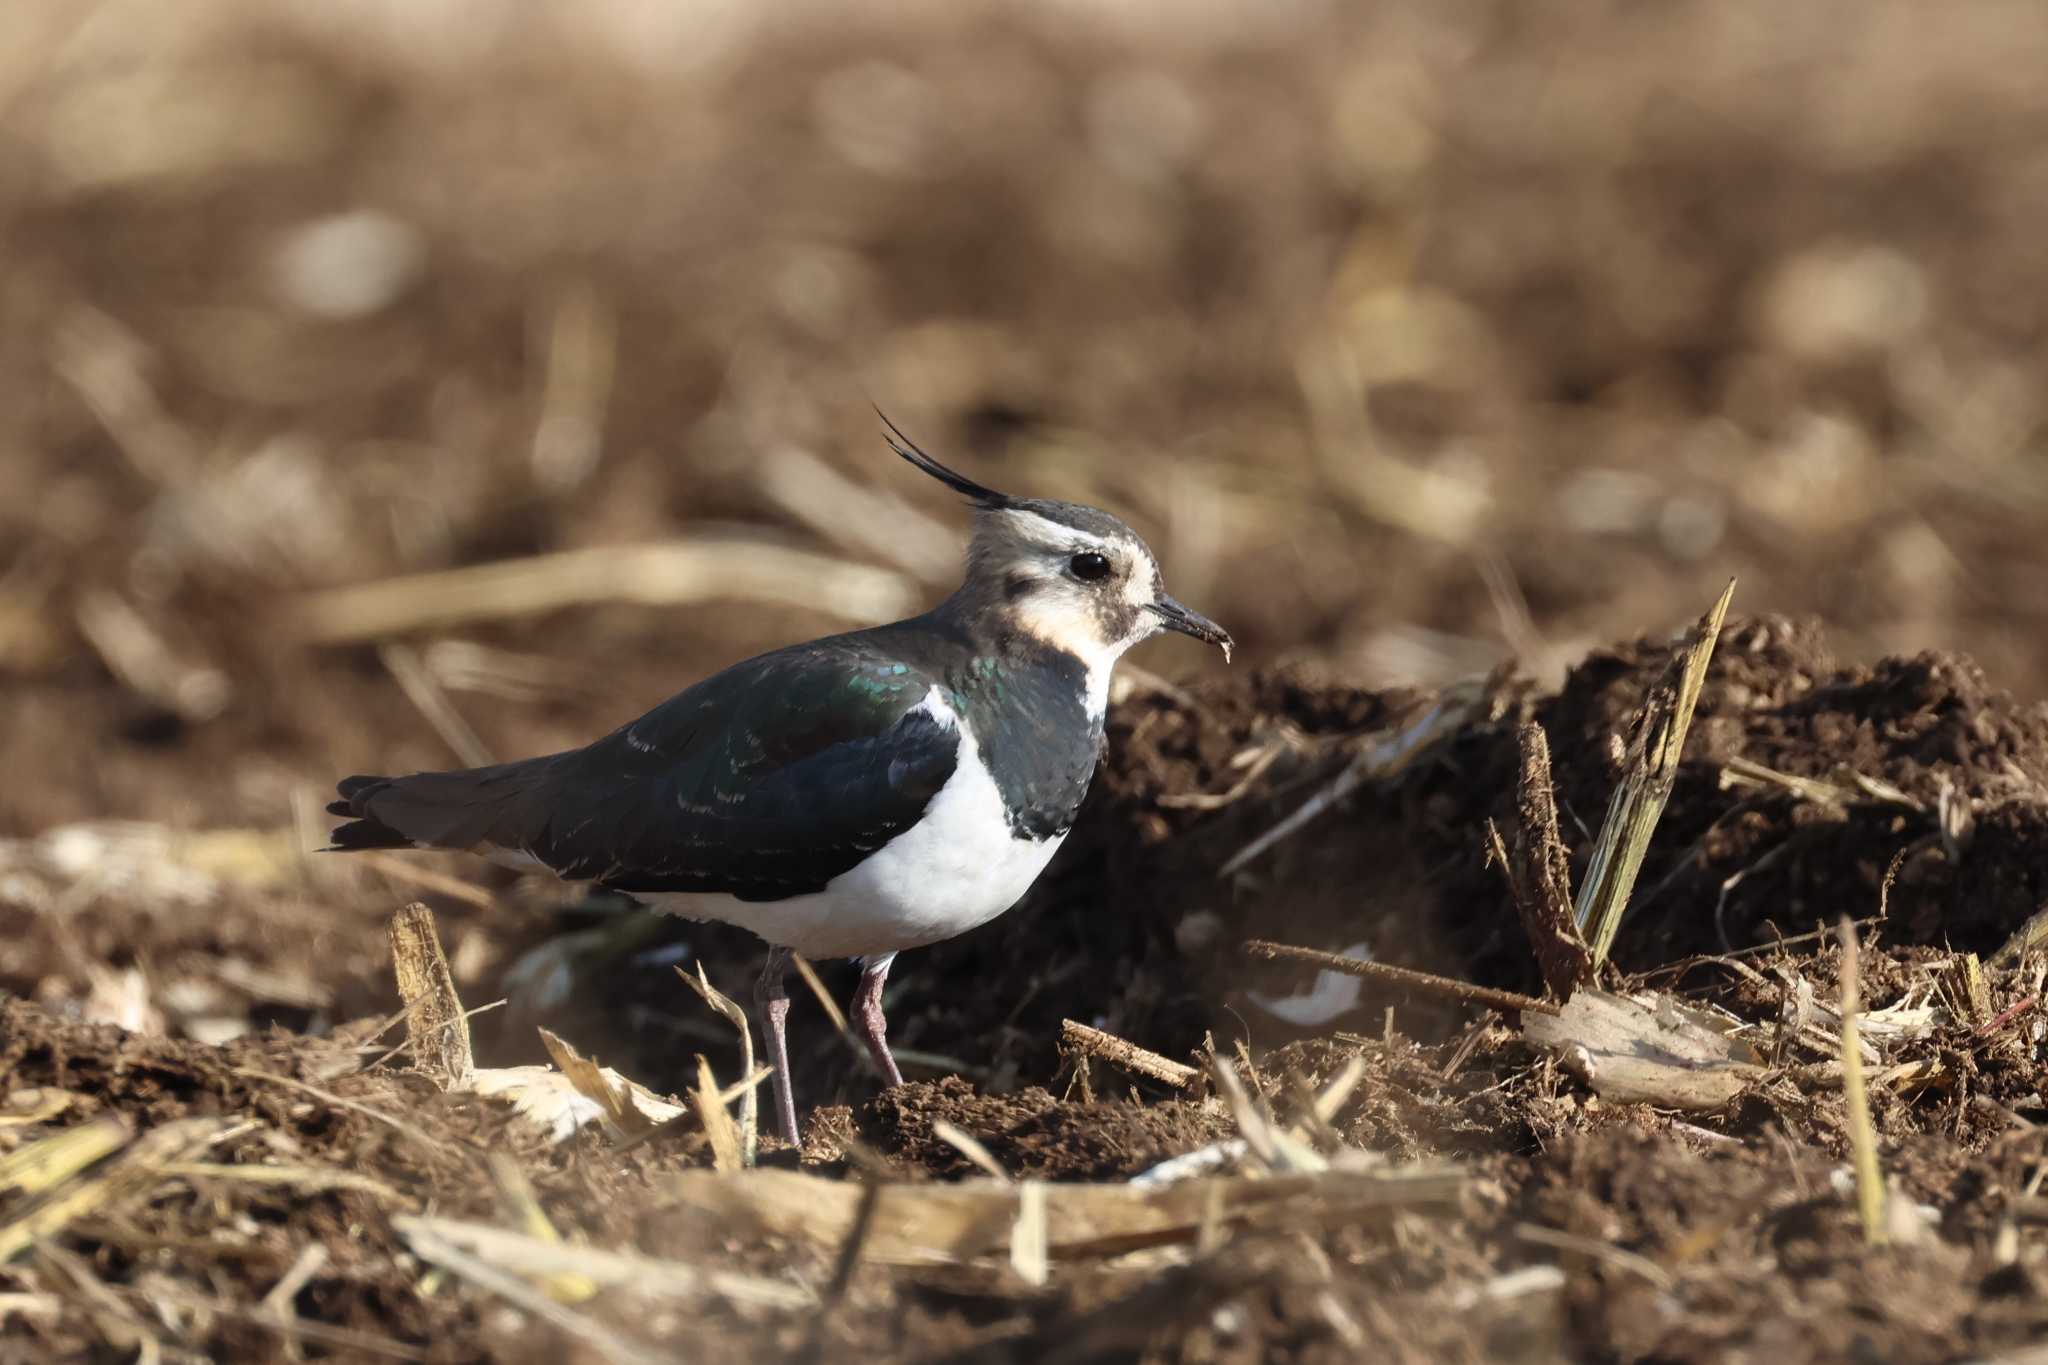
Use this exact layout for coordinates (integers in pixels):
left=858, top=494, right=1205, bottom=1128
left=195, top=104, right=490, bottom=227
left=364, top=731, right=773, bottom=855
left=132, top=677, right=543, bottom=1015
left=6, top=0, right=2048, bottom=840
left=6, top=3, right=2048, bottom=1358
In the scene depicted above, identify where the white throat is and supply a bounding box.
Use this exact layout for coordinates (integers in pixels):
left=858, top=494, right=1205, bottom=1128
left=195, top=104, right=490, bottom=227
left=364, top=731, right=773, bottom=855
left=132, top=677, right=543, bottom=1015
left=1082, top=653, right=1117, bottom=721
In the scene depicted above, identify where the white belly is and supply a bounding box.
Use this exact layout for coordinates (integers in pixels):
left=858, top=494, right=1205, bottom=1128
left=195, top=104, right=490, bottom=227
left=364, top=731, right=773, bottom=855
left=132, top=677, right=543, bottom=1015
left=639, top=698, right=1066, bottom=960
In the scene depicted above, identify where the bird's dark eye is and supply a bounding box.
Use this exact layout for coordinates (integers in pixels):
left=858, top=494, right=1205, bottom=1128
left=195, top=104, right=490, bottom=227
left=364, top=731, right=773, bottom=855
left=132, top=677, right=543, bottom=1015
left=1069, top=552, right=1112, bottom=582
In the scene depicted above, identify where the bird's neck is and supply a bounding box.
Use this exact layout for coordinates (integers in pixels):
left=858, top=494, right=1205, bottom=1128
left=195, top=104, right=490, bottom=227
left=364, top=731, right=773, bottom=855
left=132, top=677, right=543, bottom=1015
left=931, top=585, right=1125, bottom=682
left=911, top=596, right=1106, bottom=841
left=922, top=589, right=1116, bottom=727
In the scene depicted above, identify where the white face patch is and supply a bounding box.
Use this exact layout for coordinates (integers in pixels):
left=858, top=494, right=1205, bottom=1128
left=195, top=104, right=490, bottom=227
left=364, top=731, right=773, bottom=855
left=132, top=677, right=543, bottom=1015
left=984, top=509, right=1165, bottom=665
left=1010, top=589, right=1123, bottom=662
left=998, top=508, right=1119, bottom=555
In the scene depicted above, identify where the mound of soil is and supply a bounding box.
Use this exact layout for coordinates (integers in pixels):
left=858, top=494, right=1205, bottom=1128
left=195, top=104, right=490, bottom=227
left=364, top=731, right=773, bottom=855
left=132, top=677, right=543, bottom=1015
left=1099, top=616, right=2048, bottom=1037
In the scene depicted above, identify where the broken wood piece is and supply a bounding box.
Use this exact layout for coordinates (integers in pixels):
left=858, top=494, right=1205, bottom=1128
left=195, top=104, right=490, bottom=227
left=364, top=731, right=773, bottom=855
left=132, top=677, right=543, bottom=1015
left=1575, top=579, right=1735, bottom=966
left=1242, top=940, right=1559, bottom=1017
left=388, top=903, right=475, bottom=1090
left=1521, top=988, right=1762, bottom=1110
left=1059, top=1021, right=1199, bottom=1089
left=661, top=1164, right=1464, bottom=1267
left=1493, top=721, right=1593, bottom=996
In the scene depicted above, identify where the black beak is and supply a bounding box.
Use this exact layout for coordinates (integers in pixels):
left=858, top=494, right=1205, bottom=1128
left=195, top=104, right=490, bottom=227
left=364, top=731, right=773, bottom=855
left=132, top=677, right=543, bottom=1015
left=1147, top=595, right=1234, bottom=662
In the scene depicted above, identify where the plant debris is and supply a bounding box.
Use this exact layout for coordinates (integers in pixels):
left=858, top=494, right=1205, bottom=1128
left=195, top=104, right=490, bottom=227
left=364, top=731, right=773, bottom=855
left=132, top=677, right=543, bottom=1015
left=8, top=607, right=2048, bottom=1359
left=1521, top=989, right=1763, bottom=1110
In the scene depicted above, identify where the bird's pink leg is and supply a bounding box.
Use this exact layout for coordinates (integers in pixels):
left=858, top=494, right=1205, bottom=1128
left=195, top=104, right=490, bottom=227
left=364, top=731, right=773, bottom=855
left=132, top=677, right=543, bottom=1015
left=753, top=946, right=801, bottom=1144
left=852, top=952, right=905, bottom=1089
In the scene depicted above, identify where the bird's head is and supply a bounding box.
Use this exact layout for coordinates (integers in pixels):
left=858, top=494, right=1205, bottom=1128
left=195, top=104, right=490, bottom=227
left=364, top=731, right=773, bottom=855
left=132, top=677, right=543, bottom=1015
left=884, top=415, right=1233, bottom=671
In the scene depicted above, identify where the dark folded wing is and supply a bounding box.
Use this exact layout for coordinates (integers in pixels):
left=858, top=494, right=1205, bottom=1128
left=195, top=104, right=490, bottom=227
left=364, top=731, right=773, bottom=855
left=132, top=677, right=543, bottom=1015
left=331, top=641, right=959, bottom=902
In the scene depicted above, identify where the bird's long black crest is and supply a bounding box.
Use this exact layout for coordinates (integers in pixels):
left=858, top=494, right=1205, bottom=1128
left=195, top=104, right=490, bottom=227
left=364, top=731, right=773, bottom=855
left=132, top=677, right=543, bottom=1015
left=877, top=409, right=1012, bottom=508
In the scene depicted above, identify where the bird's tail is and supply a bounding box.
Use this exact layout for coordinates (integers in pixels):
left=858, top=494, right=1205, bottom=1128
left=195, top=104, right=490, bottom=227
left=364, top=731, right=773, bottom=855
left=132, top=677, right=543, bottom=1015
left=326, top=758, right=557, bottom=857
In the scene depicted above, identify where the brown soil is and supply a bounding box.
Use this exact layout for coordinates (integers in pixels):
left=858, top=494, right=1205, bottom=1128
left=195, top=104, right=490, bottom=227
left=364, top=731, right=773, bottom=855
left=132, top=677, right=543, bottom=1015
left=10, top=622, right=2048, bottom=1362
left=9, top=2, right=2048, bottom=1360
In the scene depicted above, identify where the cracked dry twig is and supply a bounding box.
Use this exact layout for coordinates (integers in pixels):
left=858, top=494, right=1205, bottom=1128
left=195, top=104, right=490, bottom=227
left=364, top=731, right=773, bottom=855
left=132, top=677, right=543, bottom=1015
left=1059, top=1020, right=1199, bottom=1089
left=1491, top=720, right=1593, bottom=995
left=1243, top=939, right=1559, bottom=1017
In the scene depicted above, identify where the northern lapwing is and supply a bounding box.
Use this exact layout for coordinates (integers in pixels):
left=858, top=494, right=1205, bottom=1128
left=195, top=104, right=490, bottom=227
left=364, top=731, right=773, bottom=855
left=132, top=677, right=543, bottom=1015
left=327, top=419, right=1232, bottom=1144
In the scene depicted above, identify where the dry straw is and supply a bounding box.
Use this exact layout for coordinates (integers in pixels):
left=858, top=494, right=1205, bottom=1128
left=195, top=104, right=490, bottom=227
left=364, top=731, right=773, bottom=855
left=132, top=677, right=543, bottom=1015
left=1838, top=916, right=1888, bottom=1245
left=1574, top=579, right=1735, bottom=966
